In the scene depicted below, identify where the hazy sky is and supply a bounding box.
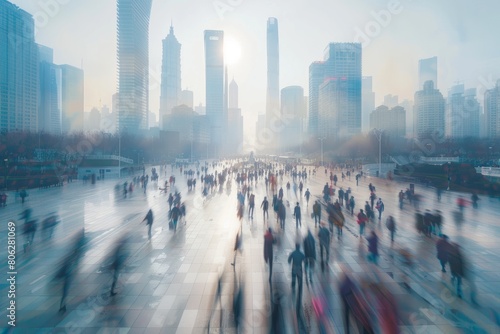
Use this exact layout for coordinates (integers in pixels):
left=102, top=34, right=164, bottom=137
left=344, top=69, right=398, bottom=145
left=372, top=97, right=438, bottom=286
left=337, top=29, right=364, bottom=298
left=10, top=0, right=500, bottom=142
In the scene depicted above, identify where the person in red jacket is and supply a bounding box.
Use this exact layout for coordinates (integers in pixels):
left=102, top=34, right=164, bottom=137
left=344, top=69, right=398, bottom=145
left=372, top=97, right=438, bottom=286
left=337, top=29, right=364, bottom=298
left=357, top=209, right=368, bottom=236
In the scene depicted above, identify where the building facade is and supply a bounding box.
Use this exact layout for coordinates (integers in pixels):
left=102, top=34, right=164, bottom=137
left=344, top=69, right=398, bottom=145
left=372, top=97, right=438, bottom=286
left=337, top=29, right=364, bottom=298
left=0, top=0, right=39, bottom=132
left=369, top=105, right=406, bottom=138
left=484, top=80, right=500, bottom=138
left=317, top=43, right=362, bottom=140
left=159, top=24, right=181, bottom=129
left=414, top=80, right=445, bottom=138
left=117, top=0, right=152, bottom=134
left=266, top=18, right=280, bottom=130
left=204, top=30, right=225, bottom=155
left=308, top=61, right=326, bottom=137
left=38, top=45, right=61, bottom=134
left=446, top=84, right=480, bottom=138
left=362, top=76, right=375, bottom=133
left=281, top=86, right=305, bottom=151
left=59, top=64, right=84, bottom=133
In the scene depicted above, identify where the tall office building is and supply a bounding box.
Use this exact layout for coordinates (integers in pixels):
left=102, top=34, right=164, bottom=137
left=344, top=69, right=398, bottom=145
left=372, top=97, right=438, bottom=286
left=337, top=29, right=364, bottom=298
left=369, top=105, right=406, bottom=138
left=0, top=0, right=39, bottom=132
left=59, top=64, right=84, bottom=133
left=362, top=76, right=375, bottom=132
left=484, top=80, right=500, bottom=138
left=418, top=56, right=437, bottom=89
left=229, top=78, right=238, bottom=109
left=414, top=81, right=445, bottom=138
left=446, top=84, right=480, bottom=138
left=281, top=86, right=305, bottom=150
left=117, top=0, right=153, bottom=134
left=38, top=45, right=61, bottom=134
left=227, top=78, right=243, bottom=154
left=159, top=24, right=181, bottom=129
left=317, top=43, right=362, bottom=139
left=308, top=61, right=326, bottom=136
left=204, top=30, right=225, bottom=155
left=383, top=94, right=399, bottom=108
left=266, top=18, right=280, bottom=129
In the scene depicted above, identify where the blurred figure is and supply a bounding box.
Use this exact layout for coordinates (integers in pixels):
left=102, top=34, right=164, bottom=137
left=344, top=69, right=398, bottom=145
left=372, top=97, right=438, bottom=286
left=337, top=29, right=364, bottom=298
left=293, top=202, right=301, bottom=228
left=303, top=229, right=316, bottom=283
left=261, top=196, right=269, bottom=222
left=357, top=209, right=368, bottom=236
left=42, top=212, right=60, bottom=240
left=375, top=198, right=384, bottom=220
left=109, top=233, right=131, bottom=296
left=436, top=234, right=451, bottom=273
left=313, top=200, right=321, bottom=227
left=386, top=216, right=396, bottom=244
left=367, top=231, right=379, bottom=265
left=288, top=244, right=305, bottom=295
left=55, top=230, right=86, bottom=313
left=448, top=242, right=465, bottom=298
left=471, top=192, right=479, bottom=209
left=318, top=223, right=330, bottom=271
left=142, top=209, right=154, bottom=240
left=338, top=272, right=373, bottom=334
left=264, top=228, right=275, bottom=282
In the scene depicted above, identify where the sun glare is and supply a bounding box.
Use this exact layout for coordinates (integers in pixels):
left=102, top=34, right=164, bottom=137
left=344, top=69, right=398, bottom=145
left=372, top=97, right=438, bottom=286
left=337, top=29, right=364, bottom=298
left=224, top=36, right=241, bottom=65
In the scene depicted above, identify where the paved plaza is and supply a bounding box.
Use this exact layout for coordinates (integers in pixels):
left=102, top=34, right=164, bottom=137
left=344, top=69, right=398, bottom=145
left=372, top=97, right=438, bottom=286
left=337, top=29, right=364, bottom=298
left=0, top=162, right=499, bottom=333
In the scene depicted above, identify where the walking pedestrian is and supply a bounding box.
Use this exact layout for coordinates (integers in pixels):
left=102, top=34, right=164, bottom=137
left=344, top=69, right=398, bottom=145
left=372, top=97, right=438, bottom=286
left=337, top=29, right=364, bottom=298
left=318, top=223, right=330, bottom=271
left=303, top=229, right=316, bottom=283
left=313, top=200, right=321, bottom=227
left=367, top=231, right=379, bottom=264
left=436, top=234, right=451, bottom=273
left=357, top=209, right=368, bottom=236
left=142, top=209, right=154, bottom=239
left=248, top=193, right=255, bottom=219
left=170, top=205, right=181, bottom=232
left=375, top=198, right=384, bottom=220
left=288, top=244, right=305, bottom=295
left=110, top=234, right=130, bottom=296
left=278, top=201, right=286, bottom=229
left=293, top=202, right=301, bottom=228
left=386, top=215, right=396, bottom=243
left=261, top=196, right=269, bottom=222
left=304, top=188, right=311, bottom=206
left=264, top=228, right=274, bottom=282
left=349, top=196, right=355, bottom=215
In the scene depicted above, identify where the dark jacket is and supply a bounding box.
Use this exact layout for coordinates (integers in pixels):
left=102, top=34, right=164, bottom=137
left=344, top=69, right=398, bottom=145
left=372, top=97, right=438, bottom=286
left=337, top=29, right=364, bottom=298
left=264, top=231, right=274, bottom=262
left=303, top=232, right=316, bottom=259
left=367, top=233, right=378, bottom=256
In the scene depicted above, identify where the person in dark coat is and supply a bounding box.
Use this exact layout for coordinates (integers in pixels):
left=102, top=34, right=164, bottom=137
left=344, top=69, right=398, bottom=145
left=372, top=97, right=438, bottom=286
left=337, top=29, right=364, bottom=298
left=386, top=215, right=396, bottom=243
left=436, top=235, right=451, bottom=272
left=264, top=228, right=274, bottom=282
left=142, top=209, right=154, bottom=239
left=313, top=200, right=321, bottom=227
left=278, top=201, right=286, bottom=229
left=367, top=231, right=379, bottom=264
left=288, top=244, right=305, bottom=295
left=303, top=229, right=316, bottom=283
left=448, top=242, right=465, bottom=298
left=318, top=223, right=330, bottom=271
left=293, top=202, right=302, bottom=228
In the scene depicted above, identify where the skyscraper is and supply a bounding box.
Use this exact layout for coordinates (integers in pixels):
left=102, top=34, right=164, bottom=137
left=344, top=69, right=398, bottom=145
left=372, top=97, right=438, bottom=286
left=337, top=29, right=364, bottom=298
left=484, top=80, right=500, bottom=138
left=159, top=24, right=181, bottom=129
left=418, top=56, right=437, bottom=90
left=446, top=84, right=480, bottom=138
left=369, top=105, right=406, bottom=138
left=362, top=76, right=375, bottom=132
left=281, top=86, right=305, bottom=151
left=318, top=43, right=362, bottom=139
left=266, top=18, right=279, bottom=128
left=414, top=81, right=445, bottom=138
left=117, top=0, right=153, bottom=134
left=0, top=0, right=39, bottom=132
left=227, top=78, right=243, bottom=154
left=179, top=90, right=193, bottom=109
left=59, top=64, right=84, bottom=133
left=308, top=61, right=326, bottom=137
left=38, top=45, right=61, bottom=135
left=229, top=78, right=238, bottom=109
left=204, top=30, right=225, bottom=155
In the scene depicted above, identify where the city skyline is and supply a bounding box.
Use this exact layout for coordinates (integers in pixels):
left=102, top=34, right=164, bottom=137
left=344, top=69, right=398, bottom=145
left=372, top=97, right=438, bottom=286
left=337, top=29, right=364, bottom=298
left=7, top=0, right=500, bottom=141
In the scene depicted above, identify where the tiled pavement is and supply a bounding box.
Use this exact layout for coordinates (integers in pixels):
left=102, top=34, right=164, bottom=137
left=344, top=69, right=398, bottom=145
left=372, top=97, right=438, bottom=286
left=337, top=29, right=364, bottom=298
left=0, top=163, right=499, bottom=333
